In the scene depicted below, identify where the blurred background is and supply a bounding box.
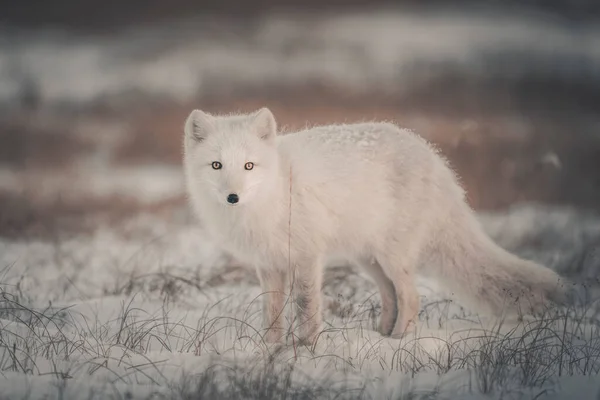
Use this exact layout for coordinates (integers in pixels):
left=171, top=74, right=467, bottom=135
left=1, top=0, right=599, bottom=240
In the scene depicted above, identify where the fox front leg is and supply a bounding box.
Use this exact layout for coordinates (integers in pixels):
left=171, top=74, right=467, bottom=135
left=256, top=267, right=288, bottom=343
left=292, top=259, right=324, bottom=346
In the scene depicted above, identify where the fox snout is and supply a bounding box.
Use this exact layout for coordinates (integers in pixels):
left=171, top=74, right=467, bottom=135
left=226, top=193, right=239, bottom=205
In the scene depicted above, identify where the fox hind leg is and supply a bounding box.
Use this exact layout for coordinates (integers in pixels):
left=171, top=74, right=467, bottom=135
left=359, top=257, right=398, bottom=336
left=375, top=250, right=420, bottom=338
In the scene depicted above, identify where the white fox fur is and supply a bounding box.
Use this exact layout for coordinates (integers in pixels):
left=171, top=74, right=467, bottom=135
left=183, top=107, right=568, bottom=344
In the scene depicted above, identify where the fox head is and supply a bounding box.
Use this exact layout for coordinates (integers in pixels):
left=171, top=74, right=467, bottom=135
left=183, top=108, right=280, bottom=207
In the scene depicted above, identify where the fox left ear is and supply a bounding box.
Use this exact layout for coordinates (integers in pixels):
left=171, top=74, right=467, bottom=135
left=252, top=108, right=277, bottom=142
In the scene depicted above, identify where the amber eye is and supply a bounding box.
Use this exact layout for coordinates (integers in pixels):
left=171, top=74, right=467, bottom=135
left=244, top=162, right=254, bottom=170
left=211, top=161, right=222, bottom=170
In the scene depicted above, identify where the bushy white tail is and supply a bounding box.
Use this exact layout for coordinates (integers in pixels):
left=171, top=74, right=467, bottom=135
left=431, top=205, right=570, bottom=316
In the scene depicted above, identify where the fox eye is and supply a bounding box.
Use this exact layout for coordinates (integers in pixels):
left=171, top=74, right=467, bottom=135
left=244, top=162, right=254, bottom=171
left=211, top=161, right=222, bottom=170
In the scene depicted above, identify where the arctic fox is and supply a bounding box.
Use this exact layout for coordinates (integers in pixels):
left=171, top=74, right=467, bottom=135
left=183, top=107, right=568, bottom=344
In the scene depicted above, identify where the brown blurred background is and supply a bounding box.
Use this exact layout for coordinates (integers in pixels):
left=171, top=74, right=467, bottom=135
left=1, top=0, right=599, bottom=239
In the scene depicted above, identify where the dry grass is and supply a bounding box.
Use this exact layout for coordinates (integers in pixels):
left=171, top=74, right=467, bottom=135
left=1, top=255, right=600, bottom=399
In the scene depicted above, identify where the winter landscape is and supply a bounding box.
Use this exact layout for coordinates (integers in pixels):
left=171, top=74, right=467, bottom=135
left=1, top=1, right=600, bottom=399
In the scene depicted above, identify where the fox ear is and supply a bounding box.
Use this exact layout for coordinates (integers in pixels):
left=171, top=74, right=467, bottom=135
left=252, top=108, right=277, bottom=142
left=185, top=109, right=215, bottom=142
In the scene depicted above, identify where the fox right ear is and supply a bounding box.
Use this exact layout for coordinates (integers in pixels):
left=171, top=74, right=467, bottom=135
left=185, top=109, right=215, bottom=142
left=252, top=107, right=277, bottom=142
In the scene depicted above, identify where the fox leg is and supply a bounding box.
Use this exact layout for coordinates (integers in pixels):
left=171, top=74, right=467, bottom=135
left=256, top=267, right=288, bottom=343
left=375, top=249, right=421, bottom=338
left=293, top=258, right=324, bottom=346
left=359, top=257, right=398, bottom=336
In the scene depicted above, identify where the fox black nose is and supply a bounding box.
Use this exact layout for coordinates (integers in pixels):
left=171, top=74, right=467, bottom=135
left=227, top=193, right=239, bottom=204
